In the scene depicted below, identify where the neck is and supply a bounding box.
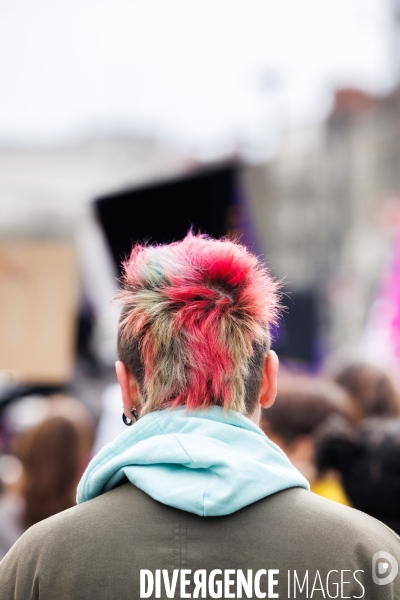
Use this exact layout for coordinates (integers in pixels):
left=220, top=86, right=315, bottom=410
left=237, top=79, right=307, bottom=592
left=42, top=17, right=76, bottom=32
left=141, top=402, right=262, bottom=426
left=247, top=404, right=261, bottom=427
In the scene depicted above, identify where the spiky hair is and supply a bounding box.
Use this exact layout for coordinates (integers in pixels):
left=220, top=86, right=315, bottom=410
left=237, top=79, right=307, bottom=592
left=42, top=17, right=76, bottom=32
left=116, top=232, right=280, bottom=416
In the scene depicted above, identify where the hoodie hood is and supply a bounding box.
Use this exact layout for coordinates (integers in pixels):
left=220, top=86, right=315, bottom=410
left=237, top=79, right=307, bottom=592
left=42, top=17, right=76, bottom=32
left=77, top=406, right=309, bottom=516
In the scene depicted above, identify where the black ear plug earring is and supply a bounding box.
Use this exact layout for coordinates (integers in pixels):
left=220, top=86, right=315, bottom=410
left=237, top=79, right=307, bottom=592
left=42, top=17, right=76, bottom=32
left=122, top=407, right=139, bottom=426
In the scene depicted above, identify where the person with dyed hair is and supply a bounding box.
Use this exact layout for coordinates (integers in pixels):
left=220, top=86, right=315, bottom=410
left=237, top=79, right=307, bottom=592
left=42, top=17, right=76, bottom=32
left=1, top=233, right=399, bottom=599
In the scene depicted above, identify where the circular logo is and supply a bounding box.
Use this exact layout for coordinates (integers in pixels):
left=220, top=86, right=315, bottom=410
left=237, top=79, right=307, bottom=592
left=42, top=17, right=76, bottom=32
left=372, top=551, right=398, bottom=586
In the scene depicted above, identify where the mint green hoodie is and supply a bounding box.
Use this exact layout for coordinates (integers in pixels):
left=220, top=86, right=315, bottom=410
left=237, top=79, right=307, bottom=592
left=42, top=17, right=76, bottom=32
left=77, top=406, right=309, bottom=516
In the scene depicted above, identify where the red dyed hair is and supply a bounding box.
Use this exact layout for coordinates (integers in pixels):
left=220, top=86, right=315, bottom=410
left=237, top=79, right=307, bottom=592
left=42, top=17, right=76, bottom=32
left=116, top=232, right=280, bottom=415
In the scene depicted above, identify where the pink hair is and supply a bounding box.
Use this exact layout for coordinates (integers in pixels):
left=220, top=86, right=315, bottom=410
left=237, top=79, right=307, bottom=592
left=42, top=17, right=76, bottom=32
left=116, top=232, right=280, bottom=415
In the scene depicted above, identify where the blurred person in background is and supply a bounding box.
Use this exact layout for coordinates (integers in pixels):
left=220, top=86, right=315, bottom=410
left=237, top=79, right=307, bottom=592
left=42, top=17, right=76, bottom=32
left=0, top=395, right=94, bottom=559
left=45, top=395, right=95, bottom=468
left=0, top=416, right=80, bottom=559
left=316, top=417, right=400, bottom=535
left=335, top=362, right=400, bottom=418
left=261, top=376, right=361, bottom=504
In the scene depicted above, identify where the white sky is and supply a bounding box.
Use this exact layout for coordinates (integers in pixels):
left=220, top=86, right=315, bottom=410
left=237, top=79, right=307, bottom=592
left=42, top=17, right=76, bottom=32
left=0, top=0, right=396, bottom=160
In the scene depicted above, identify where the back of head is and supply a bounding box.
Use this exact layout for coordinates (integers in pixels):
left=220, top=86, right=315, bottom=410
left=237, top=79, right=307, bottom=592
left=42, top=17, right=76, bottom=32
left=335, top=362, right=400, bottom=418
left=317, top=418, right=400, bottom=523
left=261, top=376, right=360, bottom=446
left=117, top=232, right=280, bottom=416
left=14, top=416, right=80, bottom=528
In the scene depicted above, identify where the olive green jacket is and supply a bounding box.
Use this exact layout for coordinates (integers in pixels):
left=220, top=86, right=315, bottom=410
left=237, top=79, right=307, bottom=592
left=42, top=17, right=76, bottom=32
left=0, top=483, right=399, bottom=599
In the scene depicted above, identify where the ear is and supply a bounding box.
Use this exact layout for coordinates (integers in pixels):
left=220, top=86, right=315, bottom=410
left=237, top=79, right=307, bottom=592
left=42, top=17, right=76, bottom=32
left=260, top=350, right=279, bottom=409
left=115, top=360, right=141, bottom=419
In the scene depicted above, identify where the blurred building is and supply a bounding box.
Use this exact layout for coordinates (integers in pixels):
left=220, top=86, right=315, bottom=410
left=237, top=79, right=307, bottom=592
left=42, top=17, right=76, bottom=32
left=0, top=136, right=190, bottom=236
left=244, top=86, right=400, bottom=357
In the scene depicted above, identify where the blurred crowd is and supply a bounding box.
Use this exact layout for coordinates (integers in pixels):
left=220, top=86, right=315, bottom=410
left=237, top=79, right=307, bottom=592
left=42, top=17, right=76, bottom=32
left=262, top=361, right=400, bottom=533
left=0, top=358, right=399, bottom=559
